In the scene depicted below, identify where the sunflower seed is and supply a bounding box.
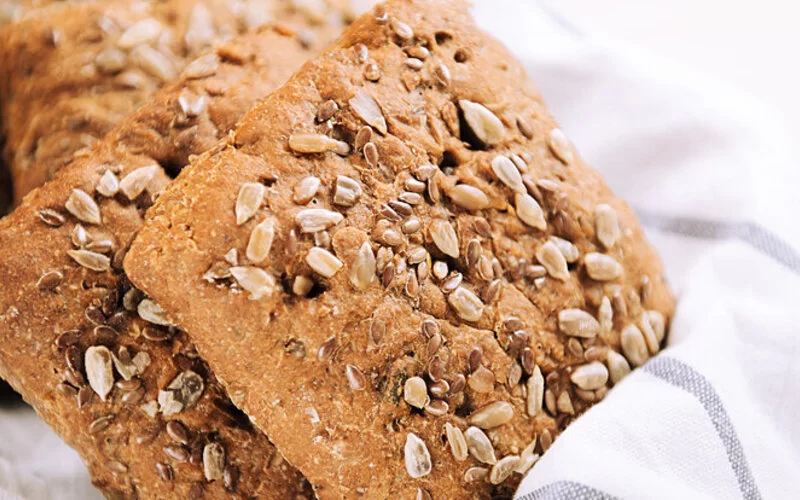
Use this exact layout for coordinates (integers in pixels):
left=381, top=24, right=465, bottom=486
left=526, top=365, right=544, bottom=416
left=36, top=270, right=63, bottom=290
left=65, top=189, right=101, bottom=225
left=433, top=63, right=451, bottom=87
left=390, top=19, right=414, bottom=40
left=515, top=193, right=546, bottom=230
left=246, top=218, right=275, bottom=264
left=138, top=299, right=170, bottom=326
left=403, top=376, right=428, bottom=408
left=536, top=241, right=568, bottom=281
left=432, top=261, right=448, bottom=280
left=95, top=47, right=126, bottom=73
left=67, top=249, right=110, bottom=272
left=292, top=275, right=314, bottom=297
left=549, top=236, right=579, bottom=263
left=594, top=204, right=620, bottom=249
left=548, top=128, right=573, bottom=165
left=447, top=184, right=489, bottom=211
left=183, top=53, right=219, bottom=79
left=203, top=443, right=225, bottom=481
left=465, top=426, right=496, bottom=465
left=443, top=423, right=468, bottom=461
left=159, top=370, right=204, bottom=416
left=130, top=45, right=175, bottom=82
left=557, top=391, right=575, bottom=414
left=448, top=287, right=484, bottom=322
left=598, top=296, right=613, bottom=337
left=288, top=133, right=349, bottom=155
left=381, top=229, right=403, bottom=246
left=468, top=365, right=495, bottom=393
left=348, top=242, right=376, bottom=291
left=468, top=401, right=514, bottom=429
left=230, top=266, right=276, bottom=300
left=492, top=156, right=525, bottom=193
left=119, top=165, right=158, bottom=200
left=647, top=310, right=666, bottom=343
left=558, top=309, right=600, bottom=338
left=570, top=361, right=609, bottom=391
left=291, top=176, right=320, bottom=205
left=465, top=466, right=489, bottom=482
left=405, top=57, right=423, bottom=70
left=349, top=89, right=387, bottom=135
left=404, top=433, right=431, bottom=479
left=306, top=247, right=343, bottom=278
left=584, top=253, right=622, bottom=281
left=510, top=153, right=528, bottom=173
left=515, top=440, right=540, bottom=474
left=296, top=208, right=343, bottom=233
left=345, top=364, right=366, bottom=391
left=639, top=312, right=660, bottom=354
left=333, top=175, right=362, bottom=207
left=430, top=219, right=459, bottom=258
left=441, top=272, right=463, bottom=293
left=234, top=183, right=264, bottom=225
left=621, top=324, right=649, bottom=367
left=490, top=455, right=520, bottom=485
left=95, top=170, right=120, bottom=198
left=85, top=346, right=114, bottom=401
left=178, top=92, right=207, bottom=117
left=459, top=100, right=504, bottom=145
left=517, top=116, right=534, bottom=139
left=39, top=209, right=65, bottom=227
left=117, top=18, right=162, bottom=49
left=606, top=350, right=631, bottom=384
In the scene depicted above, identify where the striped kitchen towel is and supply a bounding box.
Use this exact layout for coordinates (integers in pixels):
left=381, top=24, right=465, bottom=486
left=472, top=1, right=800, bottom=499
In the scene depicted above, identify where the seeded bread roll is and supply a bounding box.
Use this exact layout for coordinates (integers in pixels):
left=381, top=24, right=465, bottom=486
left=0, top=17, right=353, bottom=497
left=0, top=0, right=351, bottom=202
left=125, top=0, right=675, bottom=497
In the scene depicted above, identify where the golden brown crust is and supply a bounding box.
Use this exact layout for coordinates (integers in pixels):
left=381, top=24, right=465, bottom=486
left=0, top=0, right=351, bottom=202
left=0, top=14, right=351, bottom=498
left=125, top=0, right=676, bottom=498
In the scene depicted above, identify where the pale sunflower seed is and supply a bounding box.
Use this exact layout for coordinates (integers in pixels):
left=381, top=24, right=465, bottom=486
left=536, top=240, right=569, bottom=281
left=230, top=266, right=276, bottom=300
left=65, top=189, right=101, bottom=225
left=468, top=401, right=514, bottom=429
left=67, top=249, right=110, bottom=272
left=558, top=309, right=600, bottom=338
left=598, top=296, right=613, bottom=337
left=293, top=176, right=321, bottom=204
left=120, top=165, right=158, bottom=200
left=557, top=391, right=575, bottom=414
left=621, top=324, right=649, bottom=367
left=433, top=63, right=451, bottom=87
left=584, top=253, right=622, bottom=281
left=403, top=377, right=429, bottom=409
left=548, top=128, right=573, bottom=165
left=246, top=218, right=275, bottom=264
left=306, top=247, right=343, bottom=278
left=430, top=219, right=459, bottom=258
left=203, top=443, right=225, bottom=481
left=390, top=19, right=414, bottom=40
left=647, top=310, right=666, bottom=343
left=404, top=433, right=431, bottom=479
left=95, top=48, right=126, bottom=74
left=117, top=18, right=161, bottom=48
left=295, top=208, right=343, bottom=233
left=606, top=350, right=631, bottom=384
left=595, top=204, right=620, bottom=249
left=448, top=287, right=484, bottom=322
left=570, top=361, right=609, bottom=390
left=350, top=242, right=376, bottom=290
left=491, top=156, right=525, bottom=193
left=444, top=423, right=468, bottom=461
left=639, top=312, right=660, bottom=354
left=235, top=182, right=264, bottom=225
left=85, top=346, right=114, bottom=401
left=459, top=100, right=504, bottom=145
left=183, top=52, right=219, bottom=79
left=158, top=370, right=204, bottom=416
left=130, top=45, right=176, bottom=82
left=292, top=275, right=314, bottom=297
left=349, top=89, right=387, bottom=135
left=549, top=236, right=579, bottom=263
left=177, top=92, right=206, bottom=117
left=96, top=170, right=120, bottom=197
left=490, top=455, right=520, bottom=485
left=448, top=184, right=489, bottom=210
left=288, top=133, right=349, bottom=155
left=516, top=193, right=546, bottom=230
left=526, top=365, right=544, bottom=416
left=333, top=175, right=362, bottom=207
left=138, top=298, right=170, bottom=326
left=465, top=426, right=496, bottom=465
left=465, top=467, right=489, bottom=482
left=469, top=366, right=495, bottom=393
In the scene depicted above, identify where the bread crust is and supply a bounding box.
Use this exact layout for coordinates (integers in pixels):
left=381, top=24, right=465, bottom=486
left=0, top=10, right=349, bottom=497
left=125, top=0, right=676, bottom=497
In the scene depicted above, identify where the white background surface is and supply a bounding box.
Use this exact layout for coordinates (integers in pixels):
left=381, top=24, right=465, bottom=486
left=550, top=0, right=800, bottom=134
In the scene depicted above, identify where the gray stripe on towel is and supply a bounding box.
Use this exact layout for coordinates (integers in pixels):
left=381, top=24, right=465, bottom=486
left=636, top=209, right=800, bottom=274
left=644, top=357, right=762, bottom=500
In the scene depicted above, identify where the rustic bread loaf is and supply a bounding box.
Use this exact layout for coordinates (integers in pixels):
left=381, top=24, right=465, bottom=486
left=0, top=14, right=350, bottom=497
left=125, top=0, right=675, bottom=497
left=0, top=0, right=351, bottom=202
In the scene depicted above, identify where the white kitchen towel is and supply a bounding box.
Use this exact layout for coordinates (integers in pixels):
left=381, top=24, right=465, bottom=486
left=2, top=1, right=799, bottom=498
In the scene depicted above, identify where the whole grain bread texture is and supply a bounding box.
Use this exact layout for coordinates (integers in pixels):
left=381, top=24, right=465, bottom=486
left=0, top=0, right=353, bottom=202
left=125, top=0, right=676, bottom=498
left=0, top=12, right=352, bottom=497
